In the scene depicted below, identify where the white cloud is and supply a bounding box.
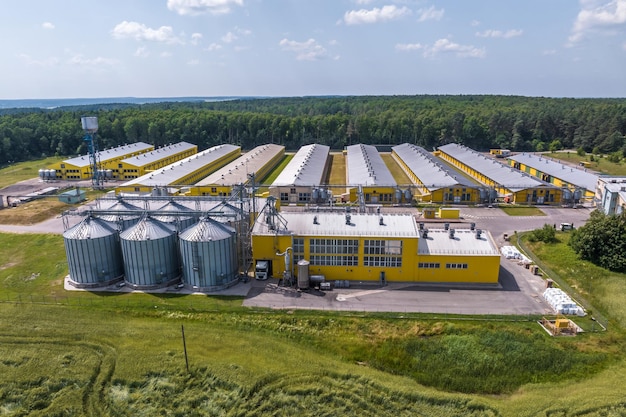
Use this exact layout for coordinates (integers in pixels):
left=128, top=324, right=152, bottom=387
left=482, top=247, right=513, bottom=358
left=395, top=43, right=424, bottom=51
left=42, top=22, right=55, bottom=30
left=187, top=59, right=200, bottom=65
left=167, top=0, right=244, bottom=16
left=417, top=6, right=444, bottom=22
left=353, top=0, right=375, bottom=4
left=68, top=54, right=119, bottom=67
left=111, top=21, right=182, bottom=44
left=279, top=38, right=330, bottom=61
left=543, top=49, right=557, bottom=55
left=427, top=38, right=486, bottom=58
left=476, top=29, right=523, bottom=38
left=569, top=0, right=626, bottom=43
left=221, top=31, right=238, bottom=43
left=235, top=26, right=252, bottom=36
left=18, top=54, right=59, bottom=67
left=206, top=43, right=223, bottom=51
left=329, top=39, right=339, bottom=46
left=161, top=51, right=172, bottom=58
left=470, top=20, right=481, bottom=27
left=191, top=33, right=203, bottom=45
left=343, top=5, right=411, bottom=25
left=134, top=46, right=150, bottom=57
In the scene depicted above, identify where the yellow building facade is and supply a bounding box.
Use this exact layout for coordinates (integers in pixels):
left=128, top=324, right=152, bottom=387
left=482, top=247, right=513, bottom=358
left=252, top=211, right=501, bottom=284
left=116, top=142, right=198, bottom=180
left=49, top=142, right=154, bottom=180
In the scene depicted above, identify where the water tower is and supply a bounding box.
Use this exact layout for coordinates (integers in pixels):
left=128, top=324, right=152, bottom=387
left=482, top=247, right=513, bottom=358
left=81, top=116, right=102, bottom=188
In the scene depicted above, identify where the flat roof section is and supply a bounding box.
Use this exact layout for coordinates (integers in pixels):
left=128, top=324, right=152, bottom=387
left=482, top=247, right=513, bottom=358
left=418, top=228, right=499, bottom=256
left=507, top=153, right=599, bottom=192
left=196, top=144, right=285, bottom=186
left=253, top=212, right=419, bottom=237
left=120, top=144, right=240, bottom=187
left=438, top=143, right=548, bottom=192
left=64, top=142, right=153, bottom=167
left=392, top=143, right=475, bottom=190
left=120, top=142, right=197, bottom=167
left=271, top=143, right=330, bottom=187
left=346, top=144, right=397, bottom=186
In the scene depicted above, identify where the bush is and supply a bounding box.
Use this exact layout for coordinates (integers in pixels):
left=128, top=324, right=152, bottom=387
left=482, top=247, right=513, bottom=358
left=528, top=224, right=557, bottom=243
left=569, top=210, right=626, bottom=272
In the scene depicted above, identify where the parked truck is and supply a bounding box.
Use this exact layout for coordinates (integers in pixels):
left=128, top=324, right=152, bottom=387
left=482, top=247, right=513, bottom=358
left=255, top=260, right=269, bottom=280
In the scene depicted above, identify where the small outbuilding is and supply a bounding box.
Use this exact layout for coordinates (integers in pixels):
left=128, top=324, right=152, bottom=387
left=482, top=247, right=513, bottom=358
left=58, top=188, right=86, bottom=204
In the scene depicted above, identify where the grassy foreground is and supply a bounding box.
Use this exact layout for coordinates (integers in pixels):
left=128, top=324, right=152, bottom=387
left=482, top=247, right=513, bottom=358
left=1, top=231, right=626, bottom=416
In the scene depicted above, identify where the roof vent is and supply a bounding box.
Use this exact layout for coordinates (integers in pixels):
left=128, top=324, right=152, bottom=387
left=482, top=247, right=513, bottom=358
left=470, top=222, right=476, bottom=231
left=449, top=229, right=455, bottom=239
left=313, top=215, right=319, bottom=225
left=475, top=229, right=482, bottom=239
left=422, top=229, right=428, bottom=238
left=444, top=223, right=450, bottom=231
left=345, top=214, right=351, bottom=225
left=379, top=216, right=384, bottom=226
left=419, top=222, right=424, bottom=230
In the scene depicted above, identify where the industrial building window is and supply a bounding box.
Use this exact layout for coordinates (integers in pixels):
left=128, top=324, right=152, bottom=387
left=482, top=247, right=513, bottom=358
left=211, top=187, right=217, bottom=193
left=310, top=255, right=359, bottom=266
left=445, top=263, right=468, bottom=269
left=280, top=193, right=289, bottom=202
left=364, top=256, right=402, bottom=267
left=293, top=238, right=304, bottom=263
left=310, top=239, right=359, bottom=255
left=298, top=193, right=311, bottom=202
left=418, top=263, right=440, bottom=269
left=363, top=240, right=402, bottom=268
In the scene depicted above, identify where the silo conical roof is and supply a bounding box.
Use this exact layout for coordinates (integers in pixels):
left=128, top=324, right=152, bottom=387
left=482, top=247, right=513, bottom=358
left=96, top=200, right=143, bottom=221
left=120, top=216, right=175, bottom=241
left=63, top=216, right=118, bottom=239
left=179, top=218, right=235, bottom=242
left=153, top=200, right=194, bottom=223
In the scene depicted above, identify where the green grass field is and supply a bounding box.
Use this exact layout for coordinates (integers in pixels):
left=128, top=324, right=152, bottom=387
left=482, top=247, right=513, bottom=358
left=499, top=206, right=546, bottom=216
left=0, top=157, right=64, bottom=189
left=544, top=152, right=626, bottom=176
left=2, top=158, right=626, bottom=416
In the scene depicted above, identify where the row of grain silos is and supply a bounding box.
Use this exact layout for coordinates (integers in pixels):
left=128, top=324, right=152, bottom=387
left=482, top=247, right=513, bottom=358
left=63, top=200, right=241, bottom=292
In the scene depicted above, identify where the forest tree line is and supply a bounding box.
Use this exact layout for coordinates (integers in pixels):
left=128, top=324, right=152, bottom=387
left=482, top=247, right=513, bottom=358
left=1, top=95, right=625, bottom=167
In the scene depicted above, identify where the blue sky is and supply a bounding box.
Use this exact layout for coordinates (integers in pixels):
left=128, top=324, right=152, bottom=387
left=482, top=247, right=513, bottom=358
left=1, top=0, right=625, bottom=99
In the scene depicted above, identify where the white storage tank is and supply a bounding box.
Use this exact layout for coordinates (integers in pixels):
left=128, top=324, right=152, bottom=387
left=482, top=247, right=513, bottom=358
left=178, top=218, right=238, bottom=291
left=63, top=216, right=124, bottom=288
left=119, top=217, right=180, bottom=289
left=153, top=200, right=196, bottom=232
left=297, top=259, right=310, bottom=289
left=94, top=199, right=143, bottom=231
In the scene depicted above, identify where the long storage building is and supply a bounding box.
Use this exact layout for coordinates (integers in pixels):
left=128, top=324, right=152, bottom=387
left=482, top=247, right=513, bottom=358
left=437, top=143, right=562, bottom=205
left=189, top=144, right=285, bottom=197
left=506, top=153, right=598, bottom=203
left=392, top=143, right=482, bottom=204
left=47, top=142, right=154, bottom=181
left=116, top=142, right=198, bottom=180
left=269, top=143, right=331, bottom=204
left=115, top=144, right=241, bottom=195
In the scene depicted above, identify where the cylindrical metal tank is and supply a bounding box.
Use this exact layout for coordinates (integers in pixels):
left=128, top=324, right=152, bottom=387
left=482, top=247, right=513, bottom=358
left=178, top=218, right=238, bottom=291
left=312, top=188, right=320, bottom=201
left=94, top=199, right=143, bottom=231
left=153, top=200, right=196, bottom=232
left=404, top=189, right=412, bottom=201
left=38, top=169, right=45, bottom=180
left=297, top=259, right=310, bottom=289
left=119, top=217, right=180, bottom=289
left=562, top=188, right=572, bottom=201
left=395, top=189, right=402, bottom=202
left=49, top=169, right=57, bottom=179
left=63, top=216, right=124, bottom=288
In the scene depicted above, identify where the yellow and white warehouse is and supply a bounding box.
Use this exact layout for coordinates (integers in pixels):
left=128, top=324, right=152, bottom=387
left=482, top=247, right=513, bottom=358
left=252, top=211, right=501, bottom=284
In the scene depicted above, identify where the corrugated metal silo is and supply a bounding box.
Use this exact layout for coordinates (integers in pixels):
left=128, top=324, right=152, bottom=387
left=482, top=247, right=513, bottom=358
left=94, top=199, right=143, bottom=231
left=120, top=216, right=180, bottom=289
left=179, top=218, right=238, bottom=291
left=63, top=216, right=124, bottom=288
left=153, top=200, right=196, bottom=232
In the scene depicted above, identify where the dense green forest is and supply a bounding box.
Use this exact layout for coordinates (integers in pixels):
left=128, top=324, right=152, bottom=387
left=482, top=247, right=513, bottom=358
left=1, top=95, right=625, bottom=166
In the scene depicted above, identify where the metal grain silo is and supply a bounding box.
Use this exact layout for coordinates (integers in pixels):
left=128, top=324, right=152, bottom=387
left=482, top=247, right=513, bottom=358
left=119, top=216, right=180, bottom=289
left=153, top=200, right=197, bottom=232
left=94, top=199, right=143, bottom=231
left=63, top=216, right=124, bottom=288
left=178, top=218, right=238, bottom=291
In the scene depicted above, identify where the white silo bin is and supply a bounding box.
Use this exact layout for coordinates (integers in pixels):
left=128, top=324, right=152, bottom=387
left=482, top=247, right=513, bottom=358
left=153, top=200, right=197, bottom=232
left=94, top=199, right=143, bottom=231
left=119, top=217, right=180, bottom=289
left=178, top=218, right=238, bottom=291
left=63, top=216, right=124, bottom=288
left=297, top=259, right=310, bottom=289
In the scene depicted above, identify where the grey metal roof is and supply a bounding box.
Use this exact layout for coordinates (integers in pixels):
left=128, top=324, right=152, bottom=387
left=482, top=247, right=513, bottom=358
left=417, top=228, right=499, bottom=255
left=507, top=153, right=599, bottom=192
left=392, top=143, right=475, bottom=190
left=119, top=216, right=175, bottom=240
left=253, top=212, right=419, bottom=237
left=271, top=143, right=330, bottom=186
left=119, top=144, right=240, bottom=187
left=64, top=142, right=153, bottom=168
left=179, top=218, right=235, bottom=242
left=63, top=216, right=118, bottom=239
left=346, top=144, right=397, bottom=186
left=438, top=143, right=550, bottom=192
left=196, top=144, right=284, bottom=186
left=120, top=142, right=197, bottom=167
